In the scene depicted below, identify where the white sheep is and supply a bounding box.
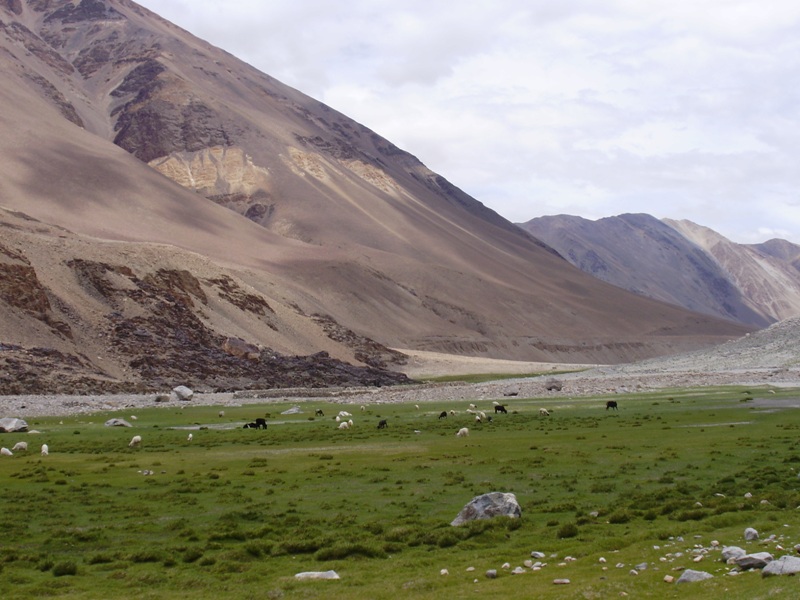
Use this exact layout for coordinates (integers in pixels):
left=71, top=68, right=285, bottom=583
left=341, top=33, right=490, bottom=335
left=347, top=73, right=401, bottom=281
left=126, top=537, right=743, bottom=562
left=41, top=444, right=49, bottom=456
left=475, top=415, right=482, bottom=423
left=539, top=408, right=550, bottom=416
left=338, top=421, right=350, bottom=430
left=479, top=411, right=487, bottom=421
left=469, top=403, right=477, bottom=409
left=338, top=411, right=352, bottom=418
left=449, top=409, right=456, bottom=416
left=415, top=404, right=420, bottom=410
left=1, top=447, right=12, bottom=456
left=218, top=410, right=225, bottom=417
left=335, top=415, right=341, bottom=422
left=348, top=419, right=354, bottom=427
left=130, top=415, right=138, bottom=420
left=360, top=405, right=366, bottom=412
left=12, top=441, right=27, bottom=452
left=187, top=433, right=193, bottom=441
left=129, top=435, right=142, bottom=448
left=456, top=427, right=469, bottom=437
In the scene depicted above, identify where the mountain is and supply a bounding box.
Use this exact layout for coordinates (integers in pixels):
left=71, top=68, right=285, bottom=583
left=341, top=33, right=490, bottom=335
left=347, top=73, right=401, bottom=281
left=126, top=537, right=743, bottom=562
left=520, top=214, right=800, bottom=327
left=0, top=1, right=751, bottom=393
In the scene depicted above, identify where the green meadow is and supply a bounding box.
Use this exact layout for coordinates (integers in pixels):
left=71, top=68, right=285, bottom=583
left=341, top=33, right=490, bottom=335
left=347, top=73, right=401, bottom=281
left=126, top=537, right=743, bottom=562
left=1, top=385, right=800, bottom=599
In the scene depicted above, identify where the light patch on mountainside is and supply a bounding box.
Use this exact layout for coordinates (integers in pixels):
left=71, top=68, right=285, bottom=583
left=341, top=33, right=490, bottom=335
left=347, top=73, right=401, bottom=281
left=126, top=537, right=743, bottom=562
left=666, top=219, right=800, bottom=322
left=343, top=159, right=399, bottom=196
left=284, top=147, right=336, bottom=181
left=149, top=146, right=271, bottom=196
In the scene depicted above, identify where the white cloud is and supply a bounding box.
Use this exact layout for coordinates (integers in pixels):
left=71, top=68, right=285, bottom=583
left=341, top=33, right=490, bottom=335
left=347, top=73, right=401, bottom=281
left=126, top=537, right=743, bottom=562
left=137, top=0, right=800, bottom=243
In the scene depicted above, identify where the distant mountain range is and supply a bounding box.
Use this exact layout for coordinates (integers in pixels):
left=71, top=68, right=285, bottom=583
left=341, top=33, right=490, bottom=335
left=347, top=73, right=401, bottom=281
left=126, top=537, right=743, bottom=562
left=519, top=214, right=800, bottom=327
left=0, top=1, right=751, bottom=392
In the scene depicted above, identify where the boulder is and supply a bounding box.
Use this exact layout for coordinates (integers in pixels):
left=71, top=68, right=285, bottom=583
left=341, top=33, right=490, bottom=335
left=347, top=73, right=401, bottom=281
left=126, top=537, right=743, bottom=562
left=744, top=527, right=759, bottom=541
left=0, top=417, right=28, bottom=433
left=294, top=570, right=340, bottom=580
left=450, top=492, right=521, bottom=526
left=173, top=385, right=194, bottom=401
left=762, top=555, right=800, bottom=577
left=676, top=569, right=713, bottom=583
left=735, top=552, right=773, bottom=570
left=222, top=337, right=260, bottom=360
left=104, top=418, right=132, bottom=428
left=281, top=406, right=303, bottom=415
left=721, top=546, right=746, bottom=563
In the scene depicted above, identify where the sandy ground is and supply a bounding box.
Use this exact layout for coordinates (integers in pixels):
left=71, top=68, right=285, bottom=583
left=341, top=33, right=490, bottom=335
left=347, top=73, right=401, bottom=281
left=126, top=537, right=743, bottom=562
left=394, top=349, right=598, bottom=378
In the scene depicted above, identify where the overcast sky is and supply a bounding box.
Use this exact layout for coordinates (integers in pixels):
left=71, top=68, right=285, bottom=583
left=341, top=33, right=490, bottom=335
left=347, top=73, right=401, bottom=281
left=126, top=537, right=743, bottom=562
left=137, top=0, right=800, bottom=244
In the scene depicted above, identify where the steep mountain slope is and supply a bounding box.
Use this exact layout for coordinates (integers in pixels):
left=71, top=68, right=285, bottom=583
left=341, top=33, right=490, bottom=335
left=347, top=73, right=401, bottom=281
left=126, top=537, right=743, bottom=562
left=0, top=1, right=752, bottom=392
left=520, top=214, right=800, bottom=327
left=664, top=219, right=800, bottom=323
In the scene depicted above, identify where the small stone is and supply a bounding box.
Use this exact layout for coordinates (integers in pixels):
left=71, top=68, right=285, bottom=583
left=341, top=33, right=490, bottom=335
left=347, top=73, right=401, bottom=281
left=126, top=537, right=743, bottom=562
left=599, top=557, right=607, bottom=563
left=664, top=575, right=675, bottom=583
left=466, top=566, right=475, bottom=572
left=629, top=569, right=639, bottom=576
left=485, top=569, right=497, bottom=579
left=744, top=527, right=759, bottom=541
left=512, top=567, right=526, bottom=575
left=531, top=551, right=546, bottom=559
left=501, top=562, right=510, bottom=569
left=440, top=569, right=449, bottom=576
left=553, top=579, right=570, bottom=585
left=693, top=555, right=704, bottom=563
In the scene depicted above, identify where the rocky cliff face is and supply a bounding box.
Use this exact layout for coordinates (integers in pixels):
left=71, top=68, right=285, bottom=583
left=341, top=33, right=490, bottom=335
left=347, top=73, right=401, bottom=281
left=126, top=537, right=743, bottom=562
left=520, top=214, right=800, bottom=327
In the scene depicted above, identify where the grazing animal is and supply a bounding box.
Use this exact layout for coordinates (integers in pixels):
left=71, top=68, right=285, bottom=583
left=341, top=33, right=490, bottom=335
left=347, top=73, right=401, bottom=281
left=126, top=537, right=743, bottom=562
left=449, top=409, right=456, bottom=416
left=348, top=419, right=354, bottom=428
left=456, top=427, right=470, bottom=438
left=338, top=421, right=350, bottom=430
left=469, top=403, right=477, bottom=409
left=187, top=433, right=193, bottom=441
left=218, top=410, right=225, bottom=418
left=41, top=444, right=49, bottom=456
left=360, top=405, right=366, bottom=412
left=415, top=404, right=420, bottom=410
left=479, top=411, right=487, bottom=421
left=338, top=411, right=352, bottom=418
left=438, top=411, right=448, bottom=419
left=377, top=419, right=388, bottom=429
left=255, top=417, right=268, bottom=430
left=606, top=400, right=618, bottom=411
left=1, top=447, right=12, bottom=456
left=12, top=441, right=27, bottom=452
left=539, top=408, right=550, bottom=416
left=129, top=435, right=142, bottom=448
left=475, top=415, right=482, bottom=423
left=243, top=422, right=259, bottom=429
left=315, top=409, right=325, bottom=417
left=495, top=405, right=508, bottom=414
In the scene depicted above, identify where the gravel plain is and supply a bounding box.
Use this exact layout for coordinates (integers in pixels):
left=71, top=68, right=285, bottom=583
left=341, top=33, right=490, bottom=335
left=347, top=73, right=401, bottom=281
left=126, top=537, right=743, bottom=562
left=2, top=317, right=799, bottom=419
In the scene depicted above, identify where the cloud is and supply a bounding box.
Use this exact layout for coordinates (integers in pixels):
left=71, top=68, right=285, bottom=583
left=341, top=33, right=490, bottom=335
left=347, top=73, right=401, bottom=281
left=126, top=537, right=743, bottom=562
left=137, top=0, right=800, bottom=243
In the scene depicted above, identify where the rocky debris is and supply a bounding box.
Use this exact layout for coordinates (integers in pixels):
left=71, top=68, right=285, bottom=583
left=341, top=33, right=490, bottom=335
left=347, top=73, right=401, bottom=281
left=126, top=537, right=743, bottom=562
left=545, top=378, right=563, bottom=391
left=104, top=418, right=132, bottom=427
left=451, top=492, right=521, bottom=526
left=0, top=417, right=28, bottom=432
left=310, top=313, right=408, bottom=369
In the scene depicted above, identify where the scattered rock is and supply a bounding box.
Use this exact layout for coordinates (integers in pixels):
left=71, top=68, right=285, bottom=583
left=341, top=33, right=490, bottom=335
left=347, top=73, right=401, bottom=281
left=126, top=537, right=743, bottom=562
left=450, top=492, right=521, bottom=526
left=294, top=570, right=340, bottom=580
left=744, top=527, right=759, bottom=541
left=0, top=417, right=28, bottom=432
left=173, top=385, right=194, bottom=401
left=104, top=418, right=132, bottom=427
left=553, top=579, right=570, bottom=585
left=735, top=552, right=773, bottom=570
left=485, top=569, right=497, bottom=579
left=663, top=575, right=675, bottom=583
left=722, top=546, right=747, bottom=563
left=676, top=569, right=713, bottom=583
left=762, top=555, right=800, bottom=577
left=281, top=406, right=303, bottom=415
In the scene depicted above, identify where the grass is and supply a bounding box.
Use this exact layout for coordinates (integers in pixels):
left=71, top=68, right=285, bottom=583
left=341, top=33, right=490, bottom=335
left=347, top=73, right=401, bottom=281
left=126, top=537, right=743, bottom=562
left=0, top=384, right=799, bottom=598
